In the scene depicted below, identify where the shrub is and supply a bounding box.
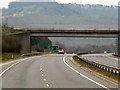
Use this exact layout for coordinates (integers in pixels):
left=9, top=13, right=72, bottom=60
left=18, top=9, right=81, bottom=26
left=2, top=35, right=21, bottom=53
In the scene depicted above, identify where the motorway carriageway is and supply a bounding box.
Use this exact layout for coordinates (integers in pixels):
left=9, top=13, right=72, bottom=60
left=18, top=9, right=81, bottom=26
left=0, top=54, right=118, bottom=89
left=81, top=53, right=119, bottom=69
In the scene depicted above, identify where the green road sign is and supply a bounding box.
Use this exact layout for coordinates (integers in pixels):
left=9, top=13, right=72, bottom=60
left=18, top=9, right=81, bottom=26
left=49, top=46, right=58, bottom=51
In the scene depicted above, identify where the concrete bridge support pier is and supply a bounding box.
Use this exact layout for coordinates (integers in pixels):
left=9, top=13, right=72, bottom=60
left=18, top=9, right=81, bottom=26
left=20, top=31, right=31, bottom=54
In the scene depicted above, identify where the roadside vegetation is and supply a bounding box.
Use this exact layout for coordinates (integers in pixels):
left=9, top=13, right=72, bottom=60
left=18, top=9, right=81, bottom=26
left=2, top=35, right=21, bottom=53
left=32, top=37, right=52, bottom=51
left=73, top=56, right=120, bottom=81
left=2, top=51, right=56, bottom=63
left=32, top=51, right=56, bottom=55
left=2, top=28, right=24, bottom=35
left=2, top=52, right=25, bottom=63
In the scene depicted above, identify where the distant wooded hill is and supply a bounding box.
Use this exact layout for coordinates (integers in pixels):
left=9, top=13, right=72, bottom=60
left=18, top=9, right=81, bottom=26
left=2, top=2, right=118, bottom=29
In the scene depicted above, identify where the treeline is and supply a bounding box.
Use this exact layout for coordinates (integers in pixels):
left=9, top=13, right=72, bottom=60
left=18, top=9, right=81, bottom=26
left=54, top=41, right=116, bottom=53
left=32, top=37, right=52, bottom=51
left=65, top=45, right=116, bottom=53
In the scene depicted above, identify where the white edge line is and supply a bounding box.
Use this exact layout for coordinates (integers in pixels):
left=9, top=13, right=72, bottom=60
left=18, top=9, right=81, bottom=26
left=0, top=57, right=31, bottom=76
left=0, top=56, right=42, bottom=66
left=63, top=56, right=110, bottom=90
left=0, top=56, right=42, bottom=76
left=0, top=61, right=20, bottom=76
left=0, top=57, right=30, bottom=66
left=0, top=60, right=20, bottom=66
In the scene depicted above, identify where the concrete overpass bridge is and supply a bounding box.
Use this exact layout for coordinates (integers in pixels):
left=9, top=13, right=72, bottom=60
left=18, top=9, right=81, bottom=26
left=15, top=29, right=120, bottom=56
left=30, top=30, right=118, bottom=38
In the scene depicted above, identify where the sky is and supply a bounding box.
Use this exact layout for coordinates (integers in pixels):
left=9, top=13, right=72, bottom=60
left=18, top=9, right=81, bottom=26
left=0, top=0, right=120, bottom=9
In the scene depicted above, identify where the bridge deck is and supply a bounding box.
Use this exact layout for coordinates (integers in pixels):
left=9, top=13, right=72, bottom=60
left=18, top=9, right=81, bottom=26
left=25, top=30, right=119, bottom=38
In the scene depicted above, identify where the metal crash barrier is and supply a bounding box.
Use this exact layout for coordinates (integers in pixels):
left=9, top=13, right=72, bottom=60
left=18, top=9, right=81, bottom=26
left=75, top=55, right=120, bottom=75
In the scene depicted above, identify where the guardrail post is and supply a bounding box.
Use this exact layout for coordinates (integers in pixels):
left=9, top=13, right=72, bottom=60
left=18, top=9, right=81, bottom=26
left=97, top=65, right=99, bottom=68
left=102, top=66, right=104, bottom=70
left=98, top=65, right=100, bottom=68
left=105, top=67, right=107, bottom=71
left=111, top=69, right=113, bottom=73
left=115, top=70, right=117, bottom=75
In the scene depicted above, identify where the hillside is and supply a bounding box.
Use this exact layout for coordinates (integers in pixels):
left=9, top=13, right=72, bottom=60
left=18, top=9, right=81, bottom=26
left=2, top=2, right=118, bottom=29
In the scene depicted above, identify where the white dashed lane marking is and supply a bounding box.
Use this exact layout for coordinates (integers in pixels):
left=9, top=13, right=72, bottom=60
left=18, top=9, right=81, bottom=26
left=40, top=63, right=50, bottom=88
left=42, top=74, right=44, bottom=77
left=46, top=84, right=50, bottom=87
left=44, top=78, right=46, bottom=81
left=41, top=68, right=42, bottom=71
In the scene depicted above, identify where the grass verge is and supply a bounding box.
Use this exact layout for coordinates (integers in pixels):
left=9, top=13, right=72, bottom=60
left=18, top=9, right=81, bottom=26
left=2, top=29, right=24, bottom=35
left=2, top=51, right=55, bottom=63
left=2, top=52, right=26, bottom=63
left=73, top=56, right=120, bottom=82
left=7, top=31, right=24, bottom=35
left=32, top=51, right=56, bottom=55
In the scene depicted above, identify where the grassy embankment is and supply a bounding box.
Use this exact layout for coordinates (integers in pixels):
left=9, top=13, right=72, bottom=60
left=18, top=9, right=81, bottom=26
left=2, top=52, right=25, bottom=63
left=2, top=52, right=56, bottom=63
left=2, top=29, right=24, bottom=35
left=73, top=56, right=120, bottom=81
left=32, top=51, right=56, bottom=55
left=2, top=29, right=25, bottom=63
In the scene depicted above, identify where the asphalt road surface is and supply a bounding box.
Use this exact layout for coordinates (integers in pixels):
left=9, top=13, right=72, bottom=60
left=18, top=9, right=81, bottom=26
left=2, top=54, right=118, bottom=89
left=81, top=53, right=119, bottom=69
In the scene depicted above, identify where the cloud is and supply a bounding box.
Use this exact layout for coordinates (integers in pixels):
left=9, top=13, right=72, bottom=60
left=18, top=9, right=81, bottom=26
left=0, top=0, right=16, bottom=9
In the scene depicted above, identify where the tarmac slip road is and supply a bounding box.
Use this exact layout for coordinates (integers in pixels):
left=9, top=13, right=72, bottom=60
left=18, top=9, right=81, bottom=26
left=2, top=54, right=118, bottom=89
left=81, top=54, right=119, bottom=69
